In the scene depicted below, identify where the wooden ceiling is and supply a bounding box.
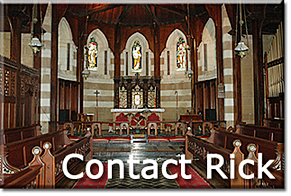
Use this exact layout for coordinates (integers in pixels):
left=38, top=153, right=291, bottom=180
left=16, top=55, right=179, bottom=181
left=66, top=4, right=208, bottom=26
left=2, top=3, right=284, bottom=36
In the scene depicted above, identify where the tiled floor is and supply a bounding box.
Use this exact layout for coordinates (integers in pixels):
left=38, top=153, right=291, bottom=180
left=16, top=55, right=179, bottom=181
left=105, top=163, right=179, bottom=189
left=93, top=142, right=184, bottom=188
left=71, top=141, right=213, bottom=189
left=93, top=143, right=185, bottom=162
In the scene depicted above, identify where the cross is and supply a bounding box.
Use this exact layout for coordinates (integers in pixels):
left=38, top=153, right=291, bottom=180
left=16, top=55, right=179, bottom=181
left=94, top=90, right=100, bottom=121
left=94, top=90, right=100, bottom=100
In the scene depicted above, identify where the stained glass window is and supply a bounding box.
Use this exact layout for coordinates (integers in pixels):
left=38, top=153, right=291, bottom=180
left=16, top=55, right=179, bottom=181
left=88, top=37, right=98, bottom=70
left=176, top=37, right=186, bottom=71
left=132, top=40, right=142, bottom=72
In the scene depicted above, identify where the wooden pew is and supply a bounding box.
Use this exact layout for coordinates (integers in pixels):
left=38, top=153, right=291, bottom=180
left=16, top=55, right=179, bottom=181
left=185, top=131, right=244, bottom=188
left=208, top=129, right=284, bottom=165
left=263, top=118, right=284, bottom=129
left=244, top=143, right=284, bottom=188
left=41, top=131, right=92, bottom=188
left=236, top=124, right=284, bottom=143
left=0, top=124, right=42, bottom=145
left=1, top=130, right=93, bottom=188
left=1, top=146, right=45, bottom=188
left=2, top=129, right=74, bottom=171
left=185, top=129, right=284, bottom=188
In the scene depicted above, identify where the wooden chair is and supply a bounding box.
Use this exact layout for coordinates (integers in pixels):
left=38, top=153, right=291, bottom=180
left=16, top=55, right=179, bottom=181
left=175, top=122, right=186, bottom=136
left=120, top=123, right=129, bottom=136
left=147, top=123, right=158, bottom=136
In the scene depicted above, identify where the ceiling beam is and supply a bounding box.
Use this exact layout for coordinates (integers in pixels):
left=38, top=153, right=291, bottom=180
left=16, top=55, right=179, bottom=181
left=114, top=4, right=135, bottom=25
left=154, top=5, right=185, bottom=17
left=140, top=4, right=160, bottom=25
left=81, top=4, right=122, bottom=17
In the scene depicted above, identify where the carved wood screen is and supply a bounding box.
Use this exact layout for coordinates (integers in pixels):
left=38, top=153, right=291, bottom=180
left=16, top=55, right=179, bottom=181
left=114, top=74, right=160, bottom=109
left=119, top=84, right=127, bottom=108
left=0, top=55, right=39, bottom=129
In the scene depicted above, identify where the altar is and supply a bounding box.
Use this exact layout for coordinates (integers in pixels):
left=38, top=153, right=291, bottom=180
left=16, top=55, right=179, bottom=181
left=111, top=108, right=165, bottom=135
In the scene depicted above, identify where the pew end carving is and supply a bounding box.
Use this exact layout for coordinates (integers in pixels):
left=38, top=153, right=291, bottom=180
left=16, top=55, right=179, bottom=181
left=1, top=146, right=45, bottom=188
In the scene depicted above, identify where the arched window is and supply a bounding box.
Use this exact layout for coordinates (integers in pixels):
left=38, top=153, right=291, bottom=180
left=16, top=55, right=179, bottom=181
left=176, top=37, right=186, bottom=71
left=198, top=18, right=217, bottom=81
left=131, top=40, right=142, bottom=72
left=88, top=36, right=98, bottom=70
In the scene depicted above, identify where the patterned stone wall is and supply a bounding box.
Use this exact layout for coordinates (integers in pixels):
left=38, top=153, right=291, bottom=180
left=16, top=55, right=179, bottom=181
left=40, top=31, right=51, bottom=133
left=222, top=4, right=234, bottom=127
left=0, top=32, right=10, bottom=58
left=83, top=29, right=115, bottom=122
left=21, top=33, right=34, bottom=68
left=40, top=4, right=52, bottom=134
left=160, top=29, right=191, bottom=121
left=240, top=35, right=255, bottom=124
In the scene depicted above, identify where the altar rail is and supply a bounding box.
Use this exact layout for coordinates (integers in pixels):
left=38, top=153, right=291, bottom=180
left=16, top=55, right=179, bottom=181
left=58, top=120, right=187, bottom=137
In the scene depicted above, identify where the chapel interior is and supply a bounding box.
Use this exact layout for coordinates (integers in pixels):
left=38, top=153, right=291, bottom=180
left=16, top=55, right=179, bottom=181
left=0, top=2, right=285, bottom=189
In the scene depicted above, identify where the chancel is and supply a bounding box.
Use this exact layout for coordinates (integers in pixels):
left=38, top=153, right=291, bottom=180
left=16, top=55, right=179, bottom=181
left=0, top=1, right=284, bottom=189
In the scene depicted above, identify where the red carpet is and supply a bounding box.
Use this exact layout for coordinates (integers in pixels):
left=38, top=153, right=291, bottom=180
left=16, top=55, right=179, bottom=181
left=167, top=164, right=212, bottom=189
left=73, top=162, right=211, bottom=189
left=73, top=163, right=108, bottom=189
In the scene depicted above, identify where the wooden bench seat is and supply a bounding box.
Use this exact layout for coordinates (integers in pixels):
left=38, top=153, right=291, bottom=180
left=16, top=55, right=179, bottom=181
left=41, top=131, right=92, bottom=188
left=2, top=129, right=73, bottom=170
left=236, top=124, right=284, bottom=143
left=1, top=129, right=93, bottom=188
left=1, top=146, right=44, bottom=188
left=185, top=132, right=244, bottom=188
left=208, top=129, right=283, bottom=165
left=0, top=124, right=42, bottom=145
left=185, top=127, right=284, bottom=188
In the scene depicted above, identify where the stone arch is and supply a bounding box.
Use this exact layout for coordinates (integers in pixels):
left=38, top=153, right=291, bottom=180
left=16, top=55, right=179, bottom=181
left=87, top=28, right=109, bottom=50
left=58, top=17, right=73, bottom=43
left=85, top=28, right=113, bottom=79
left=198, top=18, right=217, bottom=81
left=122, top=32, right=153, bottom=76
left=58, top=17, right=77, bottom=81
left=165, top=28, right=188, bottom=49
left=161, top=28, right=190, bottom=78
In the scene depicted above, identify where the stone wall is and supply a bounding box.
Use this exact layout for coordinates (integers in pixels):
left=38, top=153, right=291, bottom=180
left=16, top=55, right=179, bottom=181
left=222, top=4, right=235, bottom=127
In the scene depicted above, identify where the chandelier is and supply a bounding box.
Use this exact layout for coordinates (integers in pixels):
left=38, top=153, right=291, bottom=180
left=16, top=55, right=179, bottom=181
left=28, top=4, right=43, bottom=54
left=82, top=14, right=91, bottom=80
left=185, top=4, right=194, bottom=79
left=234, top=3, right=249, bottom=58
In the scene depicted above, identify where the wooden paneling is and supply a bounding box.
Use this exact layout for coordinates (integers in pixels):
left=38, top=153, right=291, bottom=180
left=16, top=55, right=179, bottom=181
left=195, top=79, right=216, bottom=121
left=58, top=79, right=79, bottom=122
left=0, top=55, right=39, bottom=129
